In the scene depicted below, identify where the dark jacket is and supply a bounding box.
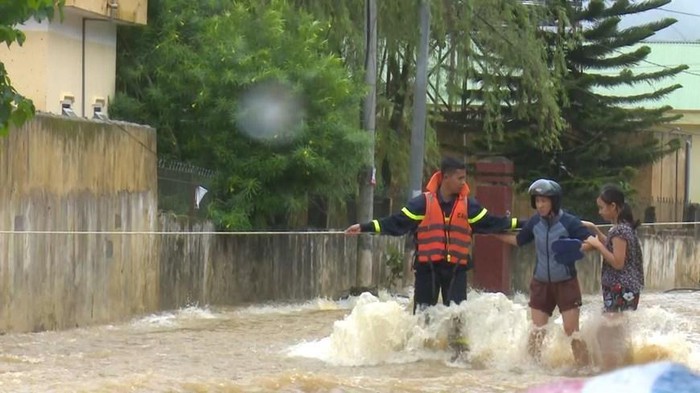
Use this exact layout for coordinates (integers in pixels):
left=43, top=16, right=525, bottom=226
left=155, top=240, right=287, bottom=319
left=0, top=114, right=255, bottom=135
left=360, top=193, right=519, bottom=236
left=516, top=210, right=592, bottom=283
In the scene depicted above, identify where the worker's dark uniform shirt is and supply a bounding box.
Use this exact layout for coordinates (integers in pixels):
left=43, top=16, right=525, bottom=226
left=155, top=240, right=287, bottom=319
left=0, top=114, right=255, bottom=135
left=359, top=193, right=519, bottom=235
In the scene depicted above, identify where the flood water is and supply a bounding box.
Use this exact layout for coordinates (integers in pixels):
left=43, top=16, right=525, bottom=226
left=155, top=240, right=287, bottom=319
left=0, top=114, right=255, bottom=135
left=0, top=290, right=698, bottom=392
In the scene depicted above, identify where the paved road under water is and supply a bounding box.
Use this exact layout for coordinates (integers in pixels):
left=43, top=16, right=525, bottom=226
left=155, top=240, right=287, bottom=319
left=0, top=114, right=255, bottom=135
left=0, top=291, right=698, bottom=392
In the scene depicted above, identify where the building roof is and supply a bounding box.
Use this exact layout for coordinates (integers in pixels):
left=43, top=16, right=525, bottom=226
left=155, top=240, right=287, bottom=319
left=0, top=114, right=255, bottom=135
left=594, top=41, right=700, bottom=110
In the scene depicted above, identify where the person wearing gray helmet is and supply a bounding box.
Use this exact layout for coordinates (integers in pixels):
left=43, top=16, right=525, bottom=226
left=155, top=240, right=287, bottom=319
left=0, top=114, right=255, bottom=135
left=495, top=178, right=593, bottom=368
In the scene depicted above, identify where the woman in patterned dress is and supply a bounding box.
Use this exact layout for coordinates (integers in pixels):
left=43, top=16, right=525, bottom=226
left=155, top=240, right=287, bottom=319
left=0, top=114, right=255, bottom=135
left=583, top=184, right=644, bottom=370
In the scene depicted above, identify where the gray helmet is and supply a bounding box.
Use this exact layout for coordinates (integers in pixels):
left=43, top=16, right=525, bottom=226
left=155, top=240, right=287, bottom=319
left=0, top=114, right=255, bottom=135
left=528, top=179, right=562, bottom=211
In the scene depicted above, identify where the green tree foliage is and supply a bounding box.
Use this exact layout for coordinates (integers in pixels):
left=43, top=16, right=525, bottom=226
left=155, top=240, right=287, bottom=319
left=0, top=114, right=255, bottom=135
left=293, top=0, right=570, bottom=199
left=467, top=0, right=687, bottom=218
left=112, top=0, right=369, bottom=229
left=0, top=0, right=63, bottom=135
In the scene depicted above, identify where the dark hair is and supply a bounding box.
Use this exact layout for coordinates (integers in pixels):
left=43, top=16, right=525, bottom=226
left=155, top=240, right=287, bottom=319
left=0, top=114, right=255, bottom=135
left=440, top=157, right=466, bottom=175
left=599, top=184, right=640, bottom=229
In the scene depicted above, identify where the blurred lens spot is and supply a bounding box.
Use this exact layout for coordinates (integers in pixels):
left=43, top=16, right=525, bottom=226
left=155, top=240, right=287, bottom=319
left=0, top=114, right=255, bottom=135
left=235, top=81, right=305, bottom=144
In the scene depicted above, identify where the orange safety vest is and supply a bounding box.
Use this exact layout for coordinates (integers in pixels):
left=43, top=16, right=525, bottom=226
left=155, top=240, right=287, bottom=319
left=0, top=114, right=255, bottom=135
left=415, top=172, right=472, bottom=265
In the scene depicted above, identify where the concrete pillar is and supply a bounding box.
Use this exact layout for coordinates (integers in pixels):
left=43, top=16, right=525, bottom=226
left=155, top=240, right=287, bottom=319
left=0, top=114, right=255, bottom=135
left=472, top=157, right=514, bottom=294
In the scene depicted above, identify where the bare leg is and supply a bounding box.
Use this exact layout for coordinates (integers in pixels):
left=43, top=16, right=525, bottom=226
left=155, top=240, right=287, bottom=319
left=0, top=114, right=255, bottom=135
left=561, top=308, right=589, bottom=367
left=528, top=308, right=549, bottom=362
left=597, top=313, right=628, bottom=371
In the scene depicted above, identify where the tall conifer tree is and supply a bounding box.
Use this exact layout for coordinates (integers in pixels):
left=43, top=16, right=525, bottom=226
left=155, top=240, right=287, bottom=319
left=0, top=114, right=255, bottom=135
left=467, top=0, right=688, bottom=218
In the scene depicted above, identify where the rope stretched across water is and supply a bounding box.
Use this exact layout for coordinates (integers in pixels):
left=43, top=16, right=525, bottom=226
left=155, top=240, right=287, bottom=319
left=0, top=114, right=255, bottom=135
left=0, top=230, right=348, bottom=235
left=0, top=221, right=699, bottom=235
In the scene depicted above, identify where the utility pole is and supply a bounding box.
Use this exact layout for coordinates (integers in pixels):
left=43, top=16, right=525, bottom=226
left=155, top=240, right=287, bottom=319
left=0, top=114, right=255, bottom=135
left=408, top=0, right=430, bottom=200
left=356, top=0, right=377, bottom=288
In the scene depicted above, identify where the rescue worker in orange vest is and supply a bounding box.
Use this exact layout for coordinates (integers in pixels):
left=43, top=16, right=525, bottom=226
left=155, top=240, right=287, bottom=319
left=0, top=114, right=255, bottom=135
left=345, top=157, right=522, bottom=311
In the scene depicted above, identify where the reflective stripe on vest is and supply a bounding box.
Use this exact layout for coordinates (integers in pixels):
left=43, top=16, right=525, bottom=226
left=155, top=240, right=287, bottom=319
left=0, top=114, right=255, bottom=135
left=415, top=193, right=472, bottom=265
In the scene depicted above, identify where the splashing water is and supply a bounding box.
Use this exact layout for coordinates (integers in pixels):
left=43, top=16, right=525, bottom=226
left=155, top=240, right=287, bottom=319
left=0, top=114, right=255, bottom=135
left=288, top=293, right=419, bottom=366
left=130, top=305, right=219, bottom=329
left=1, top=291, right=699, bottom=392
left=288, top=291, right=700, bottom=375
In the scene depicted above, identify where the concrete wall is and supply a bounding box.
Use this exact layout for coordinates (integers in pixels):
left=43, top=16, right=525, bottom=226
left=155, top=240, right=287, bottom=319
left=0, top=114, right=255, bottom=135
left=158, top=214, right=407, bottom=310
left=0, top=115, right=406, bottom=333
left=0, top=114, right=158, bottom=333
left=507, top=226, right=700, bottom=295
left=1, top=116, right=698, bottom=335
left=156, top=223, right=700, bottom=316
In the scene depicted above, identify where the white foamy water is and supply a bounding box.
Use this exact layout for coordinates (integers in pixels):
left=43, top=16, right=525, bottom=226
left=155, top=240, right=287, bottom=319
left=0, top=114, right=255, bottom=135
left=0, top=291, right=698, bottom=392
left=287, top=290, right=700, bottom=376
left=288, top=292, right=421, bottom=366
left=130, top=305, right=219, bottom=327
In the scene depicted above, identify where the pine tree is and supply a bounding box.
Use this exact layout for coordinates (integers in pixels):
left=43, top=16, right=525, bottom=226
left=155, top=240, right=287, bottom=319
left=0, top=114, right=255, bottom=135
left=467, top=0, right=688, bottom=219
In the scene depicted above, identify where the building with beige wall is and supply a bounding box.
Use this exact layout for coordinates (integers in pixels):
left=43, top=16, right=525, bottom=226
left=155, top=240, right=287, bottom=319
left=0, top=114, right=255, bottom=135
left=0, top=0, right=146, bottom=118
left=596, top=42, right=700, bottom=221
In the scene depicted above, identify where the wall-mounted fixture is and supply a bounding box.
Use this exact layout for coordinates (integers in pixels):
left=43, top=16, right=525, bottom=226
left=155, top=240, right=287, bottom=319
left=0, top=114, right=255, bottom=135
left=107, top=0, right=119, bottom=19
left=93, top=97, right=108, bottom=120
left=61, top=94, right=78, bottom=117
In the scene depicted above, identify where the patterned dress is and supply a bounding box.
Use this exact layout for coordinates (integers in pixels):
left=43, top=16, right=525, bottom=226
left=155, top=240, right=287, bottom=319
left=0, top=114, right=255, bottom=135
left=600, top=223, right=644, bottom=312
